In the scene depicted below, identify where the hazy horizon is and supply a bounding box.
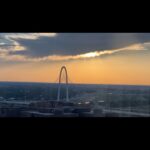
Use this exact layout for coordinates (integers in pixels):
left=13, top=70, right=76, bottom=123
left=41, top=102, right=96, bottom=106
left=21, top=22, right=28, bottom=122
left=0, top=80, right=150, bottom=87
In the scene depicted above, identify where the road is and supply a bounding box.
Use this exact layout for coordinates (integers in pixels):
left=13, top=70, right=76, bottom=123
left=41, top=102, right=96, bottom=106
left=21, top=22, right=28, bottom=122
left=104, top=108, right=150, bottom=117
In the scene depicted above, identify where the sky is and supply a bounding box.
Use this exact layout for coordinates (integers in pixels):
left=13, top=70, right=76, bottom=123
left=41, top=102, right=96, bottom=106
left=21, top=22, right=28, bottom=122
left=0, top=33, right=150, bottom=85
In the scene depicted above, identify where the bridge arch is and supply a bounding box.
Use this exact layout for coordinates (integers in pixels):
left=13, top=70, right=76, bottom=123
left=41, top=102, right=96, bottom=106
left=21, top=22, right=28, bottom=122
left=57, top=66, right=69, bottom=101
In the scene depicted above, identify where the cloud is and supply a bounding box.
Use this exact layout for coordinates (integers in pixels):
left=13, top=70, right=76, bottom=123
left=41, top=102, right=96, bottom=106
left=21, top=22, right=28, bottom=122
left=0, top=33, right=57, bottom=52
left=0, top=33, right=150, bottom=63
left=0, top=42, right=148, bottom=62
left=7, top=33, right=150, bottom=58
left=3, top=33, right=57, bottom=40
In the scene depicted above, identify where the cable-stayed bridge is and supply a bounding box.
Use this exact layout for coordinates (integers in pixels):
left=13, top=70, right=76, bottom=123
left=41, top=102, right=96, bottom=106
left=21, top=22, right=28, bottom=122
left=0, top=66, right=150, bottom=117
left=0, top=66, right=96, bottom=117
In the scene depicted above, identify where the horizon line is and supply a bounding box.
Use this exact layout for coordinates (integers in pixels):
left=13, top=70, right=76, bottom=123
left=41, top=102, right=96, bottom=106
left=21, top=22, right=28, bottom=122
left=0, top=80, right=150, bottom=87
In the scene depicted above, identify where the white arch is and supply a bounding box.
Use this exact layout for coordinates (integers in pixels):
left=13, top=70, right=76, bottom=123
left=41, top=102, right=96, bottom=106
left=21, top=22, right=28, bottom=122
left=57, top=66, right=69, bottom=101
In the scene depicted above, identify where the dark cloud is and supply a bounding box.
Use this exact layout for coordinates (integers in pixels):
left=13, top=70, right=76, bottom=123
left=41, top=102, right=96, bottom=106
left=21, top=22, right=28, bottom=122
left=6, top=33, right=150, bottom=58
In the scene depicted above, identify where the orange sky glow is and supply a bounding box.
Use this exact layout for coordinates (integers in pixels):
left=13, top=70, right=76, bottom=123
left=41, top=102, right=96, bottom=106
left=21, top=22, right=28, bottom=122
left=0, top=50, right=150, bottom=86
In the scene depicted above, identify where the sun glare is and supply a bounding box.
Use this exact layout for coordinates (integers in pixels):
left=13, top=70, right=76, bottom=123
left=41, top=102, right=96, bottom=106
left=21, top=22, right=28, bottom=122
left=80, top=51, right=99, bottom=58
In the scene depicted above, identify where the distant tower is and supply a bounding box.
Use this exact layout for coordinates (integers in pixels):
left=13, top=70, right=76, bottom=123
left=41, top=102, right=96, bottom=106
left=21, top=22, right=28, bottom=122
left=57, top=66, right=69, bottom=102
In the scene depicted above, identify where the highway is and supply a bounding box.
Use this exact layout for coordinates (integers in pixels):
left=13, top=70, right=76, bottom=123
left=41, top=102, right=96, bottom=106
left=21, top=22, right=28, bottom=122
left=103, top=108, right=150, bottom=117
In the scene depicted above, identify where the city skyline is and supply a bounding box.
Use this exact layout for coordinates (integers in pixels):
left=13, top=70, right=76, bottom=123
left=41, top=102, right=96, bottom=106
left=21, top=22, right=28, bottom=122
left=0, top=33, right=150, bottom=85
